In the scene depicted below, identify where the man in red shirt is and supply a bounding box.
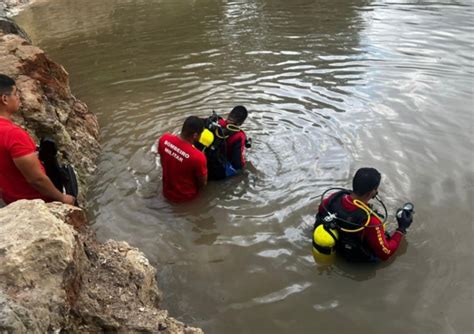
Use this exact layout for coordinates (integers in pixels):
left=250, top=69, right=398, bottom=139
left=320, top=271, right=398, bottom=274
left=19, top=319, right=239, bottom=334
left=314, top=167, right=414, bottom=262
left=157, top=116, right=208, bottom=203
left=0, top=74, right=75, bottom=205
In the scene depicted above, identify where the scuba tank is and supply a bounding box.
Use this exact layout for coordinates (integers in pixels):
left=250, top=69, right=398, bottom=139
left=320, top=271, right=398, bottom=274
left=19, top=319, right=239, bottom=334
left=312, top=224, right=338, bottom=264
left=196, top=111, right=224, bottom=152
left=312, top=188, right=388, bottom=264
left=198, top=128, right=214, bottom=148
left=197, top=111, right=241, bottom=180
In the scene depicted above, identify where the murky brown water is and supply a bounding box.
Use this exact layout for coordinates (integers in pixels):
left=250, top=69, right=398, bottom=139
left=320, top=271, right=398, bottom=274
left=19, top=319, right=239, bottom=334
left=15, top=0, right=473, bottom=332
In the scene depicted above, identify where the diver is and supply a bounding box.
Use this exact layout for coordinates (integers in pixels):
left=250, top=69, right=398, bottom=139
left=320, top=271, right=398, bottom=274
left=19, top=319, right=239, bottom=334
left=197, top=106, right=250, bottom=180
left=312, top=167, right=414, bottom=263
left=156, top=116, right=208, bottom=203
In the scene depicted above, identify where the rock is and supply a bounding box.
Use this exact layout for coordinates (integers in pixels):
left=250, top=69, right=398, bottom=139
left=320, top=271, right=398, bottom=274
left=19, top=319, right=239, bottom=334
left=0, top=292, right=41, bottom=333
left=0, top=200, right=204, bottom=333
left=0, top=0, right=38, bottom=18
left=0, top=29, right=101, bottom=204
left=0, top=200, right=77, bottom=332
left=46, top=201, right=88, bottom=230
left=0, top=17, right=31, bottom=42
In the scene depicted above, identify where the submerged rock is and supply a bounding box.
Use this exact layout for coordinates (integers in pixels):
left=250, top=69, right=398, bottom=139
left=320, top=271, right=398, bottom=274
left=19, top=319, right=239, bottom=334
left=0, top=24, right=100, bottom=203
left=0, top=200, right=203, bottom=333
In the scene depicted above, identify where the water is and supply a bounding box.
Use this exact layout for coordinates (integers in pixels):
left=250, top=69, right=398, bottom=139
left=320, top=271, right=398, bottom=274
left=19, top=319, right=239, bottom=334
left=15, top=0, right=473, bottom=332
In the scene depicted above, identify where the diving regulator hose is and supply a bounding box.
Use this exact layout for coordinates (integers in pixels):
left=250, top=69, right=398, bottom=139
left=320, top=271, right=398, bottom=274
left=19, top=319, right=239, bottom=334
left=213, top=123, right=241, bottom=139
left=319, top=187, right=388, bottom=233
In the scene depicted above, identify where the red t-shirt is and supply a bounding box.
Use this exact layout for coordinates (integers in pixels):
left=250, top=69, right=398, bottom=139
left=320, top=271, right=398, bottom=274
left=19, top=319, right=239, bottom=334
left=319, top=193, right=403, bottom=261
left=158, top=133, right=207, bottom=203
left=0, top=118, right=50, bottom=204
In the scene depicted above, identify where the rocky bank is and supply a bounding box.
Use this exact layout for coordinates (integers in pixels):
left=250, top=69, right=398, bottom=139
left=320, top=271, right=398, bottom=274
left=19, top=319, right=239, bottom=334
left=0, top=16, right=100, bottom=203
left=0, top=200, right=203, bottom=333
left=0, top=8, right=203, bottom=334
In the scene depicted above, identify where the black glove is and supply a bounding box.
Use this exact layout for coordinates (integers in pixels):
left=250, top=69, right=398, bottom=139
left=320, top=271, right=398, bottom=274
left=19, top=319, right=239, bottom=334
left=245, top=138, right=252, bottom=148
left=396, top=209, right=413, bottom=234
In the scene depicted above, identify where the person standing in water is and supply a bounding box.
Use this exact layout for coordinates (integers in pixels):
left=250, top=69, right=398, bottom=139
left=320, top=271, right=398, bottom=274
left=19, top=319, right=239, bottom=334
left=313, top=167, right=414, bottom=262
left=198, top=106, right=250, bottom=180
left=157, top=116, right=208, bottom=203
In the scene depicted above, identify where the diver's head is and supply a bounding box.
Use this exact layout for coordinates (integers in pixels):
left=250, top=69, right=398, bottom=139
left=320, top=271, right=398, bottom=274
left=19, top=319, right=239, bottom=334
left=0, top=74, right=20, bottom=116
left=352, top=167, right=381, bottom=201
left=181, top=116, right=205, bottom=143
left=227, top=105, right=248, bottom=126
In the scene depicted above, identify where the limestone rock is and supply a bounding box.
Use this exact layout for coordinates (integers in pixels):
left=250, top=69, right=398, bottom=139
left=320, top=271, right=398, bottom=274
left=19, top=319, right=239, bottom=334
left=0, top=28, right=101, bottom=203
left=0, top=292, right=41, bottom=333
left=0, top=200, right=77, bottom=332
left=0, top=17, right=30, bottom=42
left=0, top=0, right=39, bottom=17
left=46, top=201, right=88, bottom=229
left=0, top=200, right=203, bottom=333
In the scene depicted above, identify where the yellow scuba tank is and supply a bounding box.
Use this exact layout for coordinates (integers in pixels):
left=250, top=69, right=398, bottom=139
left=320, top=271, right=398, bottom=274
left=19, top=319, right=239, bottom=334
left=198, top=128, right=214, bottom=148
left=312, top=224, right=339, bottom=265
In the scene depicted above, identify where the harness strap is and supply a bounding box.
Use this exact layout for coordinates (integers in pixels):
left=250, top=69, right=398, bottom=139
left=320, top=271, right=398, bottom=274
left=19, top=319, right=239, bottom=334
left=325, top=225, right=338, bottom=242
left=325, top=191, right=368, bottom=232
left=312, top=239, right=332, bottom=255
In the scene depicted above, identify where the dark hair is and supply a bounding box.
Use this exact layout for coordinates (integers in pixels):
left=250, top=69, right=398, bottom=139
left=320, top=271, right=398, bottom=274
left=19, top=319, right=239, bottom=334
left=352, top=167, right=381, bottom=196
left=0, top=74, right=15, bottom=96
left=181, top=116, right=204, bottom=138
left=228, top=105, right=248, bottom=125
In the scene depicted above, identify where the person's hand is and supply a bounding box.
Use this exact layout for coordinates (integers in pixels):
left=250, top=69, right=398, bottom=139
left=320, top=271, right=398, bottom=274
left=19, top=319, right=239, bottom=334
left=396, top=209, right=413, bottom=234
left=62, top=194, right=76, bottom=206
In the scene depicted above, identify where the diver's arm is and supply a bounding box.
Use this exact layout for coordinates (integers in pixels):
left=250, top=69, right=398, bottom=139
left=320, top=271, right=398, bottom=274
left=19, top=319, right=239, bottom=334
left=229, top=135, right=246, bottom=170
left=365, top=217, right=403, bottom=261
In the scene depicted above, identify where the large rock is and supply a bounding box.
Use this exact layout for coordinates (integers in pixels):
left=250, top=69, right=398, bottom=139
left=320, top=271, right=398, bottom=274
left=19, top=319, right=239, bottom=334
left=0, top=200, right=78, bottom=332
left=0, top=200, right=203, bottom=333
left=0, top=27, right=100, bottom=203
left=0, top=17, right=30, bottom=42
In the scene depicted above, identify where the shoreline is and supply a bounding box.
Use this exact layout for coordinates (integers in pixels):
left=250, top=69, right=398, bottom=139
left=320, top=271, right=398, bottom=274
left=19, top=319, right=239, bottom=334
left=0, top=2, right=204, bottom=333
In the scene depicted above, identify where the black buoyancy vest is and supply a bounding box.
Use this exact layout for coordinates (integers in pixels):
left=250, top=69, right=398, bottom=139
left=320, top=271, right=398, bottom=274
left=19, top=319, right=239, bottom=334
left=317, top=191, right=376, bottom=262
left=202, top=116, right=239, bottom=180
